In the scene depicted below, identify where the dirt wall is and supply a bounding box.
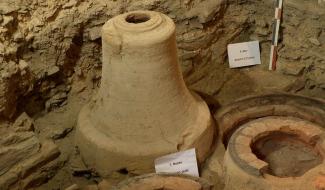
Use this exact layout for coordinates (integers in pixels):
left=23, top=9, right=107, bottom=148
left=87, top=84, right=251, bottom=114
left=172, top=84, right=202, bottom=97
left=0, top=0, right=324, bottom=119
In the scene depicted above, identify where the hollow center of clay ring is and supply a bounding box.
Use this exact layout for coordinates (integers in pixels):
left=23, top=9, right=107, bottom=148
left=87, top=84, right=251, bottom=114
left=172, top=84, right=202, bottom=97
left=114, top=11, right=164, bottom=32
left=125, top=13, right=151, bottom=23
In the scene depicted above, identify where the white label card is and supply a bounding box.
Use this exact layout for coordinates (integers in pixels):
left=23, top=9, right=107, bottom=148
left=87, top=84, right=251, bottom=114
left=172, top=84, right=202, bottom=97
left=154, top=148, right=199, bottom=177
left=227, top=41, right=261, bottom=68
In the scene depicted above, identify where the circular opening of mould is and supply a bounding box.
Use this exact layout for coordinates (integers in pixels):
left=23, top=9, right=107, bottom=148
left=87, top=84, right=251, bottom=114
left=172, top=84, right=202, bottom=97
left=125, top=13, right=151, bottom=24
left=251, top=131, right=323, bottom=177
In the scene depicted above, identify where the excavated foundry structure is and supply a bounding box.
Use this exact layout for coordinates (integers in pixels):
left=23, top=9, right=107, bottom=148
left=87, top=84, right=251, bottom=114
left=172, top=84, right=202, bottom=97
left=216, top=94, right=325, bottom=190
left=75, top=11, right=215, bottom=176
left=224, top=116, right=325, bottom=190
left=215, top=93, right=325, bottom=147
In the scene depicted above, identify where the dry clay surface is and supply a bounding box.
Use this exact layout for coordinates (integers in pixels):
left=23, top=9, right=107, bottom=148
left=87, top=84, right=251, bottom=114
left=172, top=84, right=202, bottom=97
left=0, top=0, right=324, bottom=189
left=0, top=0, right=324, bottom=119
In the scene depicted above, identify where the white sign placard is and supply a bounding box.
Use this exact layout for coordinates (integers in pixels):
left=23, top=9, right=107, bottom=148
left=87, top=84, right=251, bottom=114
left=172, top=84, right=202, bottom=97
left=227, top=41, right=261, bottom=68
left=154, top=148, right=199, bottom=177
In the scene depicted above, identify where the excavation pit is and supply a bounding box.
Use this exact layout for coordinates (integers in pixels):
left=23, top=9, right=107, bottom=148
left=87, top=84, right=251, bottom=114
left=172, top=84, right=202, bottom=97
left=224, top=116, right=325, bottom=190
left=252, top=131, right=323, bottom=177
left=215, top=93, right=325, bottom=148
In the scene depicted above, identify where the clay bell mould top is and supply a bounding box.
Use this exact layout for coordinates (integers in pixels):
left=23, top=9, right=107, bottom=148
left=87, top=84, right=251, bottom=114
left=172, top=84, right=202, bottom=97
left=92, top=10, right=209, bottom=147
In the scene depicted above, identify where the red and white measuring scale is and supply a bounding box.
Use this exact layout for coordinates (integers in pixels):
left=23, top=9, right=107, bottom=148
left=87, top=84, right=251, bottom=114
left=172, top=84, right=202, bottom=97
left=269, top=0, right=283, bottom=71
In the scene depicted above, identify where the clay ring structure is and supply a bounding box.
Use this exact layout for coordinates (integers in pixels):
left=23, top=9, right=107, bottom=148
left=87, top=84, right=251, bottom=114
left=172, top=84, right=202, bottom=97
left=224, top=116, right=325, bottom=190
left=215, top=93, right=325, bottom=147
left=75, top=10, right=216, bottom=176
left=112, top=173, right=213, bottom=190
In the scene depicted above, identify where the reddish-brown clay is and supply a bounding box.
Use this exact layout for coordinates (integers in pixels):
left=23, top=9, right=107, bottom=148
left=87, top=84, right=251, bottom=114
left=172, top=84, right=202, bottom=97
left=224, top=116, right=325, bottom=190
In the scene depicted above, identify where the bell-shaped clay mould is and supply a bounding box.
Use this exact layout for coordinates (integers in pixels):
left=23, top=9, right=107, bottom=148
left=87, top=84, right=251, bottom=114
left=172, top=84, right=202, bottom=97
left=75, top=10, right=216, bottom=176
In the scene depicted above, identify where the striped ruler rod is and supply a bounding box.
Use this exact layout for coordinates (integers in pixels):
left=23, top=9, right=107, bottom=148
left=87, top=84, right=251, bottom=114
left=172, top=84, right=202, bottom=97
left=269, top=0, right=283, bottom=71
